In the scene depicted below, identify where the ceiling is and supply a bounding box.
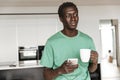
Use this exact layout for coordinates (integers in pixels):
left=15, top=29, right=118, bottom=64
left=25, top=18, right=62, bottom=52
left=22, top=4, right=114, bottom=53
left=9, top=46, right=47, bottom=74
left=0, top=0, right=120, bottom=7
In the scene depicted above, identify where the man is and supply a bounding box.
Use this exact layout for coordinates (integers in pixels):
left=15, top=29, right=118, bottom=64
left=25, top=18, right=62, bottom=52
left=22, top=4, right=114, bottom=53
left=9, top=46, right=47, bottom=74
left=40, top=2, right=98, bottom=80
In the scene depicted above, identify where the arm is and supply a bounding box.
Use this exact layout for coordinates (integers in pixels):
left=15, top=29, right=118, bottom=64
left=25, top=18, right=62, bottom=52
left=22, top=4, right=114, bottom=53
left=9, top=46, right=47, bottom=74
left=88, top=50, right=98, bottom=72
left=43, top=67, right=62, bottom=80
left=43, top=61, right=78, bottom=80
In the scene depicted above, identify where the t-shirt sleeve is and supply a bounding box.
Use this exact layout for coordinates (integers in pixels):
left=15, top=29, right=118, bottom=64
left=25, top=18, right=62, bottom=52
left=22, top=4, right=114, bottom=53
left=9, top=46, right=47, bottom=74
left=89, top=38, right=96, bottom=51
left=40, top=42, right=54, bottom=68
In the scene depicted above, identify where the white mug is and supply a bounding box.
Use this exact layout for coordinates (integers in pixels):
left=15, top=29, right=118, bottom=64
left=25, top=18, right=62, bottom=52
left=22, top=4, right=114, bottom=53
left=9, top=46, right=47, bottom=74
left=80, top=49, right=91, bottom=62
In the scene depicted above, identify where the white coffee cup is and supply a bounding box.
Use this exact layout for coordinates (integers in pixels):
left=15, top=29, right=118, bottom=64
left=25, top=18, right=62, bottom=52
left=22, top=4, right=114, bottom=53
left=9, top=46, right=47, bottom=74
left=67, top=58, right=78, bottom=65
left=80, top=49, right=91, bottom=62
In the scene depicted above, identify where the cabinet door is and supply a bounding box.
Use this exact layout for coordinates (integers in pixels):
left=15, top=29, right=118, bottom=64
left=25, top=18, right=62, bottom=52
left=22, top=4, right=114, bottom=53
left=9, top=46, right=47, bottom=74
left=37, top=15, right=58, bottom=45
left=0, top=16, right=17, bottom=64
left=17, top=15, right=39, bottom=47
left=17, top=15, right=59, bottom=46
left=0, top=68, right=44, bottom=80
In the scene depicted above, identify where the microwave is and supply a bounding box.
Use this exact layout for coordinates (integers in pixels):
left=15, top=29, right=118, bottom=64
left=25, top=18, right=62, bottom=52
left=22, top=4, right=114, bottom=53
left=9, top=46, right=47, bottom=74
left=19, top=46, right=44, bottom=61
left=19, top=47, right=38, bottom=61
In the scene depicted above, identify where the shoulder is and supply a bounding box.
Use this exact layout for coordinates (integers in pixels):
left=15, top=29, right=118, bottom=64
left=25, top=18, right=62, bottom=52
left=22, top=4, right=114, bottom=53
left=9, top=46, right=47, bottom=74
left=48, top=32, right=61, bottom=40
left=46, top=31, right=62, bottom=43
left=78, top=31, right=93, bottom=40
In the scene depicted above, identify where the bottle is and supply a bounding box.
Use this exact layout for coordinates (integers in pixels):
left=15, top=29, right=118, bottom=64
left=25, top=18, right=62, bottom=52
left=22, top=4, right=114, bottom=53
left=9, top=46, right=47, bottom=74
left=108, top=50, right=113, bottom=63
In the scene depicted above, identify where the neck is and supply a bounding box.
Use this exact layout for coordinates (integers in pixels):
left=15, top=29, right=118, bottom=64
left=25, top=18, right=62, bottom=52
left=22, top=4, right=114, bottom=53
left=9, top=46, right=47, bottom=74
left=61, top=29, right=78, bottom=37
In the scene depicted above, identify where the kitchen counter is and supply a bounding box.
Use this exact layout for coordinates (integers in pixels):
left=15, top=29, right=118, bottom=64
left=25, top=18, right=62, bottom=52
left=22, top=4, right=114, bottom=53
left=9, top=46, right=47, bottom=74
left=0, top=64, right=43, bottom=70
left=0, top=61, right=44, bottom=80
left=0, top=60, right=43, bottom=70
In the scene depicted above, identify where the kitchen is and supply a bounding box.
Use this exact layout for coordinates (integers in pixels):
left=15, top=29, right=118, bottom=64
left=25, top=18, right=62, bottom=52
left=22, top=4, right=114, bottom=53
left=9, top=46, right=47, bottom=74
left=0, top=0, right=120, bottom=80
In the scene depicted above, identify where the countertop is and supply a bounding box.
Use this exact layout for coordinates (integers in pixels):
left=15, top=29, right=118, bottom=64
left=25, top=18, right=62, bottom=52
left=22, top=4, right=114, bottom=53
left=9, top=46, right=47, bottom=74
left=0, top=60, right=43, bottom=70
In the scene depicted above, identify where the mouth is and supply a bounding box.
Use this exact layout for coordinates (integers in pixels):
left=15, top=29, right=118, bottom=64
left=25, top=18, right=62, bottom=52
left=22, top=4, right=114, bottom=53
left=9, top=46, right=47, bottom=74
left=71, top=22, right=77, bottom=26
left=71, top=23, right=75, bottom=26
left=71, top=21, right=77, bottom=25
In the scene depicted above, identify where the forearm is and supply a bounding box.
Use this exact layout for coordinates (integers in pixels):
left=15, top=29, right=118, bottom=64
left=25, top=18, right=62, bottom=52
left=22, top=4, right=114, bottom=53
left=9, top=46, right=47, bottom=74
left=88, top=63, right=98, bottom=72
left=43, top=61, right=78, bottom=80
left=89, top=50, right=98, bottom=72
left=43, top=67, right=62, bottom=80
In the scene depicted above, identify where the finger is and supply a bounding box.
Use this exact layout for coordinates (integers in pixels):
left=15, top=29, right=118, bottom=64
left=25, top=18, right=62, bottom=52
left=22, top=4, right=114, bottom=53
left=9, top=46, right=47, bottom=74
left=64, top=67, right=69, bottom=73
left=91, top=52, right=98, bottom=58
left=64, top=66, right=73, bottom=73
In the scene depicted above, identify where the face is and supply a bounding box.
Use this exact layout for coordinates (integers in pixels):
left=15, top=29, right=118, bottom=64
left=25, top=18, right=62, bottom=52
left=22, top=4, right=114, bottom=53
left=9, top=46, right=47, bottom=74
left=60, top=7, right=79, bottom=30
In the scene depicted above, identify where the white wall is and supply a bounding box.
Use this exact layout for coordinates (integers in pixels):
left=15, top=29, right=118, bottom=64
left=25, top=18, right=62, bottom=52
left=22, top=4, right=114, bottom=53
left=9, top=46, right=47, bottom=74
left=0, top=6, right=120, bottom=64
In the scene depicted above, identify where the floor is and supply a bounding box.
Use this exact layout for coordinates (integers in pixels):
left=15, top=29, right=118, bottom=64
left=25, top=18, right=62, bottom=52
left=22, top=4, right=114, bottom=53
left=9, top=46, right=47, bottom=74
left=101, top=59, right=120, bottom=80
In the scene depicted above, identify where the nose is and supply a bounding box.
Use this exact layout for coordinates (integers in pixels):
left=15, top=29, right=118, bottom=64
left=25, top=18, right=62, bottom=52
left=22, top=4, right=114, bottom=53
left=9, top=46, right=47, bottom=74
left=71, top=15, right=76, bottom=21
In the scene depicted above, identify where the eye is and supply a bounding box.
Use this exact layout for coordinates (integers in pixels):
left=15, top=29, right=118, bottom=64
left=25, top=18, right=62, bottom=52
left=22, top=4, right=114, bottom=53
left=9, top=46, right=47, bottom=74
left=73, top=13, right=78, bottom=17
left=65, top=14, right=71, bottom=18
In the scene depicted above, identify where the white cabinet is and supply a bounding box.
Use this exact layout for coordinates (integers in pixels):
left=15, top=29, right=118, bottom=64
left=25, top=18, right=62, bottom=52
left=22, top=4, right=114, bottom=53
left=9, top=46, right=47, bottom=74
left=17, top=15, right=59, bottom=46
left=0, top=18, right=18, bottom=64
left=0, top=14, right=60, bottom=64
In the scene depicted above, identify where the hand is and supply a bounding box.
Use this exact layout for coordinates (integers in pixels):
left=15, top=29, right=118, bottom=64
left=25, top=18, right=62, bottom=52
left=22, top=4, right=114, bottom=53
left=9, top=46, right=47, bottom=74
left=58, top=60, right=78, bottom=74
left=90, top=50, right=98, bottom=65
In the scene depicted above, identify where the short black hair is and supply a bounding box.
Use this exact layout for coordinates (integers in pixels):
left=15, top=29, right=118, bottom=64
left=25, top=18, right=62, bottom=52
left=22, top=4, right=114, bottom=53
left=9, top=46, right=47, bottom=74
left=58, top=2, right=78, bottom=18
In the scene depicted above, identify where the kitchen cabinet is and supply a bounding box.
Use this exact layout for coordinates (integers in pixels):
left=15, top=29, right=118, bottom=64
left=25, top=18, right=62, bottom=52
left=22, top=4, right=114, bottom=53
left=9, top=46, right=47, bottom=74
left=0, top=67, right=44, bottom=80
left=0, top=14, right=60, bottom=65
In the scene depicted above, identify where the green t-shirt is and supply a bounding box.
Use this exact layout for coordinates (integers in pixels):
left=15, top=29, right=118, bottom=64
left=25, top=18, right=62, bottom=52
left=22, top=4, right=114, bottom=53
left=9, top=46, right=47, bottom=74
left=40, top=31, right=96, bottom=80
